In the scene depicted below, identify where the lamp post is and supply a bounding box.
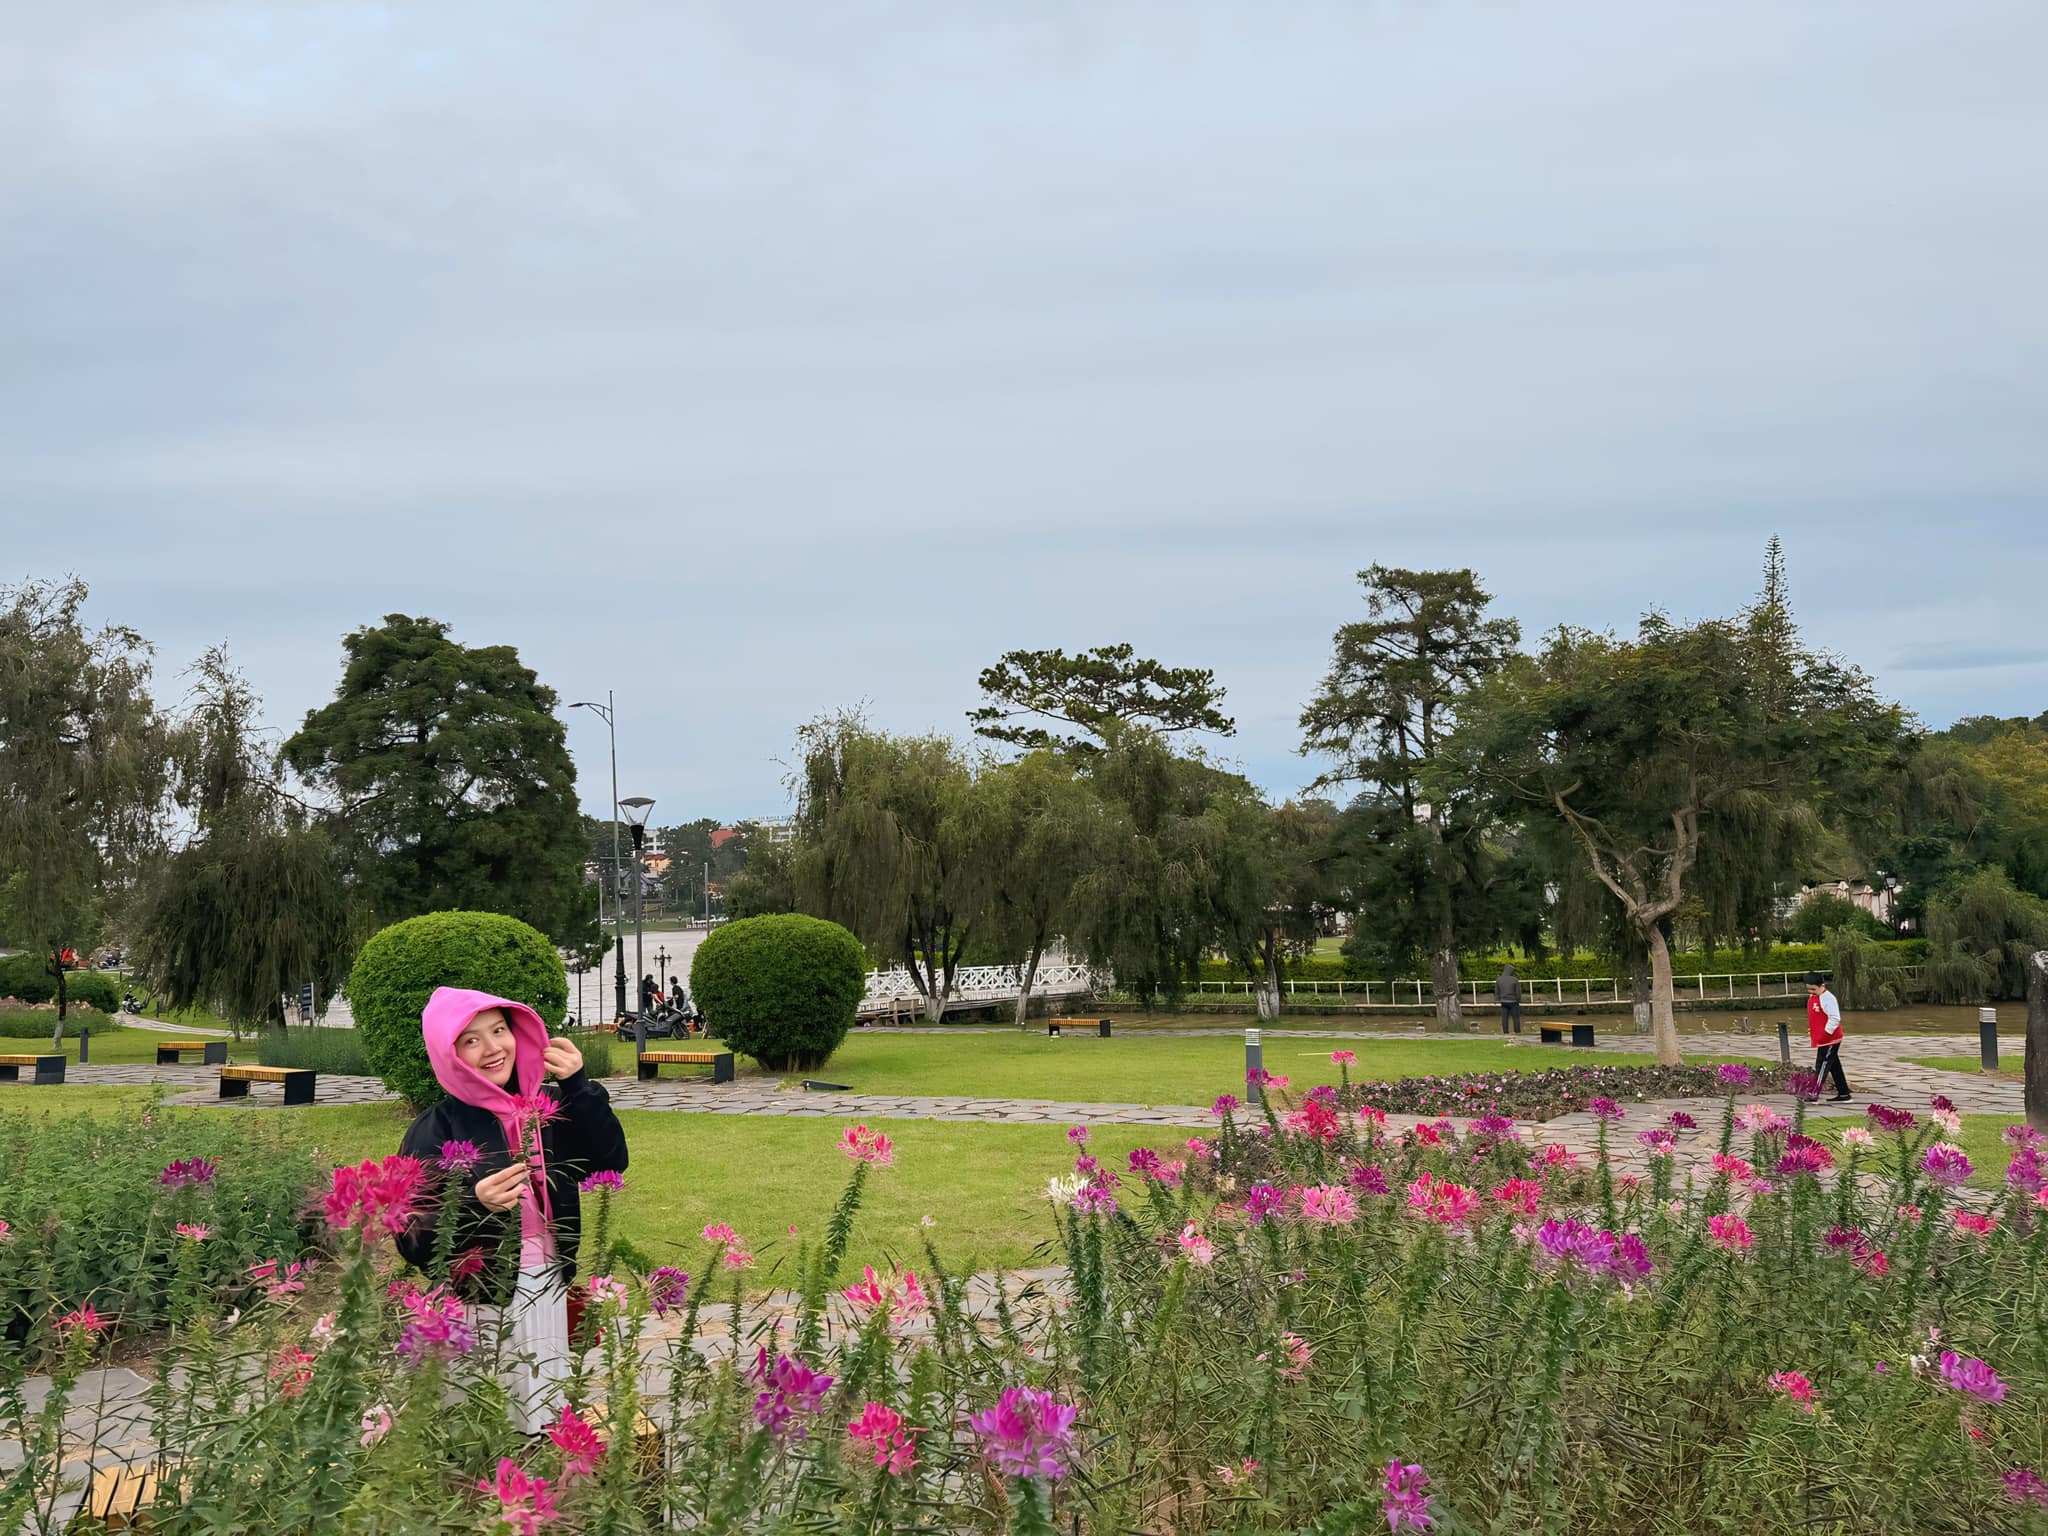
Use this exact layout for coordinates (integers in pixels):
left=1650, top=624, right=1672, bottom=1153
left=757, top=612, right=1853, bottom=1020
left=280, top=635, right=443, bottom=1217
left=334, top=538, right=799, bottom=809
left=655, top=944, right=670, bottom=995
left=569, top=694, right=628, bottom=1022
left=621, top=795, right=656, bottom=1056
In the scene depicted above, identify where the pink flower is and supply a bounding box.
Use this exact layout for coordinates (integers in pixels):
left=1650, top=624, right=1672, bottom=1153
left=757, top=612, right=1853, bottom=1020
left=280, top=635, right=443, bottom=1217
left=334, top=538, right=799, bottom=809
left=1066, top=1125, right=1089, bottom=1145
left=839, top=1124, right=895, bottom=1165
left=392, top=1281, right=475, bottom=1363
left=1707, top=1214, right=1753, bottom=1253
left=508, top=1092, right=561, bottom=1153
left=1185, top=1135, right=1213, bottom=1160
left=548, top=1404, right=606, bottom=1478
left=578, top=1170, right=624, bottom=1194
left=323, top=1155, right=429, bottom=1240
left=477, top=1458, right=558, bottom=1535
left=842, top=1265, right=930, bottom=1328
left=249, top=1258, right=314, bottom=1302
left=702, top=1222, right=737, bottom=1246
left=1210, top=1093, right=1241, bottom=1118
left=1176, top=1224, right=1215, bottom=1265
left=1897, top=1203, right=1923, bottom=1222
left=1214, top=1457, right=1259, bottom=1486
left=1331, top=1049, right=1357, bottom=1067
left=1839, top=1126, right=1874, bottom=1147
left=848, top=1401, right=919, bottom=1474
left=1492, top=1178, right=1543, bottom=1215
left=158, top=1158, right=217, bottom=1189
left=1711, top=1153, right=1754, bottom=1181
left=1768, top=1370, right=1817, bottom=1413
left=1540, top=1142, right=1579, bottom=1171
left=309, top=1312, right=342, bottom=1349
left=585, top=1275, right=627, bottom=1306
left=1938, top=1350, right=2007, bottom=1403
left=269, top=1342, right=315, bottom=1398
left=1736, top=1104, right=1790, bottom=1136
left=1921, top=1144, right=1973, bottom=1189
left=1300, top=1184, right=1358, bottom=1225
left=2004, top=1468, right=2048, bottom=1507
left=646, top=1266, right=690, bottom=1316
left=749, top=1348, right=835, bottom=1440
left=436, top=1140, right=482, bottom=1172
left=359, top=1405, right=393, bottom=1447
left=1587, top=1096, right=1623, bottom=1122
left=56, top=1304, right=109, bottom=1337
left=1953, top=1211, right=1996, bottom=1237
left=1382, top=1459, right=1434, bottom=1531
left=175, top=1223, right=210, bottom=1242
left=1265, top=1332, right=1311, bottom=1381
left=969, top=1385, right=1079, bottom=1480
left=1406, top=1174, right=1478, bottom=1227
left=722, top=1247, right=757, bottom=1270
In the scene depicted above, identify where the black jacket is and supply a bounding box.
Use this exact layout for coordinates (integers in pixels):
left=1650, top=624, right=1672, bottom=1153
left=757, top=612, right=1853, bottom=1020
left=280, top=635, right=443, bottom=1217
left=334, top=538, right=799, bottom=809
left=395, top=1068, right=628, bottom=1304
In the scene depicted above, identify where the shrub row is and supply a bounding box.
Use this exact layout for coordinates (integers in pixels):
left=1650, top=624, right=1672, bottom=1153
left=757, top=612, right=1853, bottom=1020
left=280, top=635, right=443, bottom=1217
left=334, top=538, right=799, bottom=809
left=1199, top=940, right=1929, bottom=984
left=0, top=955, right=120, bottom=1013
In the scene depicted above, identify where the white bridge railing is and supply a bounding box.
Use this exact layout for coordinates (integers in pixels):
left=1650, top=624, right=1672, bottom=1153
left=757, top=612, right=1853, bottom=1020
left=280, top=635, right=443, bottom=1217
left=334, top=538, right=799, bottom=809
left=859, top=958, right=1104, bottom=1016
left=1192, top=967, right=1923, bottom=1008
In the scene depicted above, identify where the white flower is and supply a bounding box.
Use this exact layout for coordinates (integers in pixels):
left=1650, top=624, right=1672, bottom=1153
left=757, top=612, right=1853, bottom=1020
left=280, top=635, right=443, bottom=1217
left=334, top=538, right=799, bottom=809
left=1045, top=1173, right=1088, bottom=1205
left=1840, top=1127, right=1874, bottom=1147
left=1932, top=1109, right=1962, bottom=1137
left=309, top=1312, right=343, bottom=1350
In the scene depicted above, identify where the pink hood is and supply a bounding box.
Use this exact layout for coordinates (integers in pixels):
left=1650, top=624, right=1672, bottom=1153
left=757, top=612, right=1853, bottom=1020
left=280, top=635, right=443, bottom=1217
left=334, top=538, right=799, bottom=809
left=422, top=986, right=551, bottom=1114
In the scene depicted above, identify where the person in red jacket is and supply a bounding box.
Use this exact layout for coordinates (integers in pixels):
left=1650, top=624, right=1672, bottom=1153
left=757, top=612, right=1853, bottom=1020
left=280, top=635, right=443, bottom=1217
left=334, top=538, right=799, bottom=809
left=1806, top=971, right=1850, bottom=1102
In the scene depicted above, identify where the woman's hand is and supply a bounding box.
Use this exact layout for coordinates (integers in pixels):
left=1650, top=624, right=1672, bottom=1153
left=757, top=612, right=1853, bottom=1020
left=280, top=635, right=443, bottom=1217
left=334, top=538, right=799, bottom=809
left=542, top=1035, right=584, bottom=1081
left=474, top=1162, right=531, bottom=1213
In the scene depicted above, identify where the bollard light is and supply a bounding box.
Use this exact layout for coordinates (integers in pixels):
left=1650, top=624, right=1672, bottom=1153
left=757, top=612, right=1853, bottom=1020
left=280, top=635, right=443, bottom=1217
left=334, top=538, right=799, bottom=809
left=1980, top=1006, right=1999, bottom=1073
left=1245, top=1027, right=1263, bottom=1081
left=1776, top=1020, right=1790, bottom=1066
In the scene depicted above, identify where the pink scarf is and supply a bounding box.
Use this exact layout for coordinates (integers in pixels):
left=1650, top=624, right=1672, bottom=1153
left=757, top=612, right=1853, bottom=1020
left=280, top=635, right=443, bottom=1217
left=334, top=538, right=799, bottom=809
left=421, top=986, right=558, bottom=1264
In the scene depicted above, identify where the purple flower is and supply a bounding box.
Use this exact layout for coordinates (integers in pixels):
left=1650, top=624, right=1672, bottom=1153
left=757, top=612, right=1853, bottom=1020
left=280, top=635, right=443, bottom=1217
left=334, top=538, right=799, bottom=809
left=1469, top=1115, right=1515, bottom=1140
left=1866, top=1104, right=1916, bottom=1133
left=1775, top=1143, right=1833, bottom=1178
left=1612, top=1233, right=1653, bottom=1279
left=435, top=1140, right=482, bottom=1173
left=1065, top=1125, right=1089, bottom=1145
left=2006, top=1146, right=2044, bottom=1194
left=1666, top=1111, right=1698, bottom=1131
left=646, top=1266, right=689, bottom=1317
left=1210, top=1093, right=1241, bottom=1118
left=2004, top=1468, right=2048, bottom=1507
left=579, top=1170, right=624, bottom=1194
left=159, top=1158, right=217, bottom=1189
left=1587, top=1097, right=1623, bottom=1122
left=1243, top=1183, right=1286, bottom=1222
left=1349, top=1163, right=1389, bottom=1195
left=969, top=1386, right=1079, bottom=1481
left=1127, top=1148, right=1163, bottom=1178
left=1717, top=1064, right=1753, bottom=1089
left=1070, top=1185, right=1118, bottom=1216
left=1786, top=1071, right=1822, bottom=1103
left=1920, top=1145, right=1973, bottom=1189
left=1938, top=1351, right=2006, bottom=1403
left=1636, top=1129, right=1676, bottom=1152
left=1931, top=1093, right=1956, bottom=1114
left=748, top=1348, right=834, bottom=1440
left=1382, top=1459, right=1434, bottom=1531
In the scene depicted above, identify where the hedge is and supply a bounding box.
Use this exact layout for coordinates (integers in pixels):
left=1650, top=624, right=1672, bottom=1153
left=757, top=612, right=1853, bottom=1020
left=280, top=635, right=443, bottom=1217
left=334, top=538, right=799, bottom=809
left=1197, top=941, right=1928, bottom=985
left=690, top=913, right=865, bottom=1072
left=347, top=910, right=567, bottom=1109
left=0, top=956, right=121, bottom=1013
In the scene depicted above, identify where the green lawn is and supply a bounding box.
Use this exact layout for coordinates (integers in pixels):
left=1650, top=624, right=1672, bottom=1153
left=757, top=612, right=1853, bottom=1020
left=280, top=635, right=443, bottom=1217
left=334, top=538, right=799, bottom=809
left=1, top=1021, right=259, bottom=1066
left=1907, top=1053, right=2023, bottom=1080
left=0, top=1089, right=1169, bottom=1279
left=1806, top=1113, right=2023, bottom=1192
left=739, top=1030, right=1671, bottom=1106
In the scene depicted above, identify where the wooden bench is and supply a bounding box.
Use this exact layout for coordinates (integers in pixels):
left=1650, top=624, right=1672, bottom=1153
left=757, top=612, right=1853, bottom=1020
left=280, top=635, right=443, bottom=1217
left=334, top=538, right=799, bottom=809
left=1539, top=1024, right=1598, bottom=1048
left=1048, top=1017, right=1112, bottom=1038
left=78, top=1461, right=181, bottom=1530
left=637, top=1049, right=733, bottom=1084
left=218, top=1064, right=316, bottom=1104
left=0, top=1053, right=64, bottom=1085
left=155, top=1040, right=227, bottom=1065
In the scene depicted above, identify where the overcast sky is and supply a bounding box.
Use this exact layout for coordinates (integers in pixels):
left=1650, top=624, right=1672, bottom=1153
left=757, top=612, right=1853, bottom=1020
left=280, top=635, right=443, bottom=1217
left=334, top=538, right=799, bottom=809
left=5, top=2, right=2045, bottom=819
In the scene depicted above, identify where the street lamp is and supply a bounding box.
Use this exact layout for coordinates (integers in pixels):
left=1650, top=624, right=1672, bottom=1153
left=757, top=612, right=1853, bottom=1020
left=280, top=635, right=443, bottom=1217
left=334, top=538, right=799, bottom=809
left=569, top=694, right=628, bottom=1022
left=621, top=795, right=656, bottom=1055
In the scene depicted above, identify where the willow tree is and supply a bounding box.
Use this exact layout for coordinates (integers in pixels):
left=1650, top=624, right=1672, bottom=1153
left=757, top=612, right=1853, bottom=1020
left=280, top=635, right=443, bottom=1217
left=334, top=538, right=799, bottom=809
left=0, top=579, right=172, bottom=1045
left=130, top=648, right=352, bottom=1037
left=1457, top=599, right=1904, bottom=1065
left=1208, top=795, right=1342, bottom=1021
left=787, top=713, right=977, bottom=1021
left=1299, top=566, right=1520, bottom=1029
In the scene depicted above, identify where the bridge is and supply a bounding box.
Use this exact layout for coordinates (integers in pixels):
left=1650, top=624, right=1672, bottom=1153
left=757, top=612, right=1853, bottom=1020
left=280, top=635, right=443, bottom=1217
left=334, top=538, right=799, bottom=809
left=859, top=957, right=1103, bottom=1021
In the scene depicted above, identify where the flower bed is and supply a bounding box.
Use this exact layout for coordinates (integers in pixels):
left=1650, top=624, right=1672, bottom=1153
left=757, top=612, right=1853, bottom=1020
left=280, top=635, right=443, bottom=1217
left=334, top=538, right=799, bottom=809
left=1331, top=1059, right=1792, bottom=1120
left=5, top=1090, right=2044, bottom=1533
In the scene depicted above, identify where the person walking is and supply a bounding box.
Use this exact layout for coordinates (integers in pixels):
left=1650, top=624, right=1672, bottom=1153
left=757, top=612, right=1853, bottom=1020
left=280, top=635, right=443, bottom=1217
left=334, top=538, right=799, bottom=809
left=1496, top=964, right=1523, bottom=1035
left=1806, top=971, right=1850, bottom=1102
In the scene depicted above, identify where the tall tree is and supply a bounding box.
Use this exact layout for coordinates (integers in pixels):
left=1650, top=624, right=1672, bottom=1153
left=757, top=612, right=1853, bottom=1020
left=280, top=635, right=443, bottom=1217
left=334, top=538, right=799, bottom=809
left=957, top=751, right=1104, bottom=1024
left=1457, top=599, right=1906, bottom=1064
left=0, top=579, right=173, bottom=1044
left=786, top=714, right=977, bottom=1021
left=129, top=647, right=352, bottom=1036
left=1209, top=796, right=1341, bottom=1021
left=283, top=615, right=592, bottom=945
left=969, top=643, right=1233, bottom=755
left=1299, top=566, right=1520, bottom=1029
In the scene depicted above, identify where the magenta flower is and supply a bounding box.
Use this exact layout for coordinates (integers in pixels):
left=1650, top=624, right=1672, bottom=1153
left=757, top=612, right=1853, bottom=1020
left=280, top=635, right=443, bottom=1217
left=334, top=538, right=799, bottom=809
left=1070, top=1185, right=1118, bottom=1216
left=324, top=1155, right=429, bottom=1240
left=579, top=1169, right=624, bottom=1194
left=1066, top=1125, right=1090, bottom=1145
left=848, top=1401, right=919, bottom=1474
left=436, top=1140, right=482, bottom=1173
left=750, top=1348, right=835, bottom=1440
left=175, top=1222, right=210, bottom=1241
left=1921, top=1145, right=1973, bottom=1189
left=1717, top=1063, right=1753, bottom=1089
left=1127, top=1147, right=1163, bottom=1177
left=1931, top=1092, right=1957, bottom=1114
left=2004, top=1468, right=2048, bottom=1507
left=477, top=1458, right=557, bottom=1535
left=1866, top=1104, right=1916, bottom=1132
left=392, top=1281, right=475, bottom=1364
left=158, top=1158, right=217, bottom=1189
left=1492, top=1178, right=1543, bottom=1215
left=1787, top=1071, right=1822, bottom=1102
left=1587, top=1096, right=1622, bottom=1122
left=1666, top=1110, right=1698, bottom=1131
left=1331, top=1049, right=1357, bottom=1067
left=839, top=1124, right=895, bottom=1165
left=508, top=1092, right=561, bottom=1154
left=646, top=1266, right=690, bottom=1317
left=1775, top=1143, right=1834, bottom=1178
left=1210, top=1093, right=1241, bottom=1118
left=548, top=1404, right=606, bottom=1478
left=1243, top=1183, right=1286, bottom=1222
left=1707, top=1214, right=1753, bottom=1253
left=1350, top=1163, right=1390, bottom=1195
left=969, top=1385, right=1079, bottom=1481
left=1469, top=1114, right=1515, bottom=1140
left=1382, top=1459, right=1434, bottom=1531
left=1768, top=1370, right=1817, bottom=1413
left=1938, top=1351, right=2006, bottom=1403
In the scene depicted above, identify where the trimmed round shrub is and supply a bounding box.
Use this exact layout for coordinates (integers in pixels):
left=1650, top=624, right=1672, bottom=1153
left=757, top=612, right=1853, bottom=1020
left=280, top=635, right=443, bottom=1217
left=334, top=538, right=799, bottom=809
left=348, top=910, right=567, bottom=1108
left=689, top=914, right=866, bottom=1072
left=0, top=957, right=118, bottom=1013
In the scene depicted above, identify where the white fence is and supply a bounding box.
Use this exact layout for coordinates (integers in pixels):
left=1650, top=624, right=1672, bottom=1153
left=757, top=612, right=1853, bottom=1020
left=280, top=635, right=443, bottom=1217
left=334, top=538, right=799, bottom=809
left=859, top=958, right=1103, bottom=1018
left=1191, top=968, right=1923, bottom=1008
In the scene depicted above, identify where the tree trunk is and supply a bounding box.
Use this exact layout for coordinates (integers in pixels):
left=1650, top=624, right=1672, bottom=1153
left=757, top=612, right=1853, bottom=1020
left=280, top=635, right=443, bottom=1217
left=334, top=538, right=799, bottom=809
left=1430, top=946, right=1466, bottom=1032
left=1644, top=922, right=1681, bottom=1065
left=1013, top=939, right=1044, bottom=1029
left=1631, top=955, right=1652, bottom=1036
left=2026, top=950, right=2048, bottom=1136
left=1257, top=936, right=1284, bottom=1021
left=51, top=952, right=68, bottom=1051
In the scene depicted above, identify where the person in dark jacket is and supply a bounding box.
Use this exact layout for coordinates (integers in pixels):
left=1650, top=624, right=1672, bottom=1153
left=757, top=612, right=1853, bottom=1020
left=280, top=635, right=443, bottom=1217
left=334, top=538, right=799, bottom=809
left=1496, top=964, right=1523, bottom=1035
left=395, top=986, right=628, bottom=1429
